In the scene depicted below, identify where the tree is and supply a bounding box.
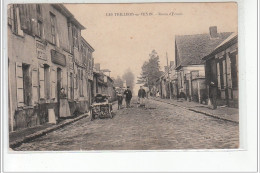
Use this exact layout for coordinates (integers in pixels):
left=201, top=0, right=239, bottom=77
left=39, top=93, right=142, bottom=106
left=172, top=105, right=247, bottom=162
left=113, top=76, right=124, bottom=88
left=137, top=50, right=162, bottom=88
left=122, top=69, right=135, bottom=90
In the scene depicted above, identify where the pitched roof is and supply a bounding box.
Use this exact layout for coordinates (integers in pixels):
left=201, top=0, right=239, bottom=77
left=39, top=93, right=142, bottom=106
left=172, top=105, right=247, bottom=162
left=203, top=32, right=238, bottom=61
left=175, top=32, right=233, bottom=68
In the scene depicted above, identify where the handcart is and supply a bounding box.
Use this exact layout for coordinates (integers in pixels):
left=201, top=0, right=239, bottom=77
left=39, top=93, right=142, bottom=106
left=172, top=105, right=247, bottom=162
left=90, top=94, right=113, bottom=120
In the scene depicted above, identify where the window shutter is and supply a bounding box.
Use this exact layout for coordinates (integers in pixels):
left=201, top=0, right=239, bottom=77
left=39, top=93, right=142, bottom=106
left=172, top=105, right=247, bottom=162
left=67, top=72, right=71, bottom=99
left=30, top=4, right=37, bottom=36
left=226, top=56, right=232, bottom=88
left=74, top=73, right=77, bottom=99
left=39, top=64, right=45, bottom=99
left=19, top=4, right=27, bottom=30
left=222, top=59, right=226, bottom=88
left=8, top=5, right=14, bottom=27
left=32, top=65, right=38, bottom=104
left=217, top=62, right=221, bottom=88
left=16, top=62, right=24, bottom=107
left=51, top=68, right=56, bottom=99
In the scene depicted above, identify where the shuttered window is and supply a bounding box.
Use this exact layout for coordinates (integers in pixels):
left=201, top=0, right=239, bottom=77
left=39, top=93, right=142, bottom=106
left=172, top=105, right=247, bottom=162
left=50, top=13, right=56, bottom=44
left=16, top=63, right=33, bottom=107
left=8, top=5, right=23, bottom=35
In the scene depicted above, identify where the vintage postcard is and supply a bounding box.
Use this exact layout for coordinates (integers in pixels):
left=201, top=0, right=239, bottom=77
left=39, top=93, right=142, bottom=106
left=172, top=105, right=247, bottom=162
left=8, top=2, right=238, bottom=151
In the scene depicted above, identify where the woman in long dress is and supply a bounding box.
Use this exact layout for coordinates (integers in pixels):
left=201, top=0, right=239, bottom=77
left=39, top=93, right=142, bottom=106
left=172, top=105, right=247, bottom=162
left=59, top=88, right=71, bottom=118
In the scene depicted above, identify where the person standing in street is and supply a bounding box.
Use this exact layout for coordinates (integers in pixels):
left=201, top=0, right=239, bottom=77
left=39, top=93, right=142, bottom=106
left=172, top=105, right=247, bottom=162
left=124, top=86, right=132, bottom=108
left=116, top=89, right=123, bottom=110
left=138, top=86, right=146, bottom=107
left=59, top=88, right=71, bottom=118
left=209, top=81, right=218, bottom=109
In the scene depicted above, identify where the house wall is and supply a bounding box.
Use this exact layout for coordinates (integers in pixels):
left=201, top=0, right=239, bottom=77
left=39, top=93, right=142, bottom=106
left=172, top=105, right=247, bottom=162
left=205, top=40, right=238, bottom=107
left=176, top=65, right=205, bottom=101
left=8, top=4, right=92, bottom=131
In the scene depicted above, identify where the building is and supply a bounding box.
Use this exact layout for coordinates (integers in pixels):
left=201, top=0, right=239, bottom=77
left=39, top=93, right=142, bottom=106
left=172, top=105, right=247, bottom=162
left=174, top=26, right=233, bottom=103
left=92, top=63, right=115, bottom=100
left=80, top=37, right=95, bottom=110
left=8, top=4, right=93, bottom=131
left=203, top=33, right=238, bottom=108
left=157, top=61, right=178, bottom=99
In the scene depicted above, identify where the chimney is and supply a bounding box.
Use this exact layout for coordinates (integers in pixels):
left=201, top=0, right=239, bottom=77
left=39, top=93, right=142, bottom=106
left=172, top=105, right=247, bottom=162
left=209, top=26, right=218, bottom=38
left=95, top=63, right=100, bottom=71
left=170, top=61, right=175, bottom=67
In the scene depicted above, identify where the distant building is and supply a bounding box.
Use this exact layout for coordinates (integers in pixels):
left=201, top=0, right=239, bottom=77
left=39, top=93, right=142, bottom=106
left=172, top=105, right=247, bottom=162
left=203, top=33, right=238, bottom=108
left=93, top=63, right=115, bottom=101
left=174, top=26, right=233, bottom=103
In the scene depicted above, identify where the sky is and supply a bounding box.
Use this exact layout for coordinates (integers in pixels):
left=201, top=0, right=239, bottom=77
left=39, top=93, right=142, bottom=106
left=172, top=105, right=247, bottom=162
left=65, top=3, right=237, bottom=94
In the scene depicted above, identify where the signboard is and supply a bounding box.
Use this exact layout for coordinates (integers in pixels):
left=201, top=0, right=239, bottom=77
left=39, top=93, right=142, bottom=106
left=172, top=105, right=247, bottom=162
left=36, top=41, right=47, bottom=60
left=51, top=50, right=66, bottom=67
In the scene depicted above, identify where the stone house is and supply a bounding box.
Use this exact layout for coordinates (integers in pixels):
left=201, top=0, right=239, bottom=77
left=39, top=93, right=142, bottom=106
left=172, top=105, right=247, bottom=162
left=203, top=33, right=238, bottom=108
left=8, top=4, right=92, bottom=131
left=80, top=37, right=95, bottom=110
left=174, top=26, right=233, bottom=103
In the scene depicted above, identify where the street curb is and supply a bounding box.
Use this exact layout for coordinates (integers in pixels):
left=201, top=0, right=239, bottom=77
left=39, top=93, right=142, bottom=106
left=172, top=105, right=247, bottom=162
left=151, top=98, right=238, bottom=124
left=9, top=113, right=89, bottom=149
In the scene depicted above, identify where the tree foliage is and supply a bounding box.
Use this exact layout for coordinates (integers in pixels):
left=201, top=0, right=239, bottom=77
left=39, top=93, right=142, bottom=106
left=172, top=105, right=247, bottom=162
left=113, top=76, right=124, bottom=88
left=137, top=50, right=162, bottom=88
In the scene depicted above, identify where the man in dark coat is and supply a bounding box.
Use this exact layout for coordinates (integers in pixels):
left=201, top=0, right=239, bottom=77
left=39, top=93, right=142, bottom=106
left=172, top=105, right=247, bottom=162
left=138, top=86, right=146, bottom=107
left=124, top=86, right=132, bottom=108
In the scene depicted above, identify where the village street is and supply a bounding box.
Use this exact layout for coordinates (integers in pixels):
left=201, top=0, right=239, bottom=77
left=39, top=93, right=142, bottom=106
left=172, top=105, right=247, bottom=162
left=14, top=97, right=239, bottom=151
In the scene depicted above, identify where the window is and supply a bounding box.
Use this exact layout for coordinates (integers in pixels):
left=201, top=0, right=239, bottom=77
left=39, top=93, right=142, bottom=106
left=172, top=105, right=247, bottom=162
left=72, top=26, right=78, bottom=48
left=36, top=4, right=43, bottom=38
left=22, top=64, right=32, bottom=106
left=50, top=13, right=56, bottom=44
left=37, top=20, right=43, bottom=37
left=78, top=69, right=84, bottom=96
left=44, top=64, right=50, bottom=99
left=8, top=5, right=23, bottom=35
left=36, top=4, right=41, bottom=16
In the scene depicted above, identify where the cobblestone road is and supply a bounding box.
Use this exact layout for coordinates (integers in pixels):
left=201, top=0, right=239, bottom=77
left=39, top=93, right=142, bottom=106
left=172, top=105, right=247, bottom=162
left=15, top=97, right=239, bottom=151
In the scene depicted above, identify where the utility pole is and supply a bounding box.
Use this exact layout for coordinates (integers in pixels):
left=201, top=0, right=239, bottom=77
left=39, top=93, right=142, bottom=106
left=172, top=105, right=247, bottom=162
left=166, top=52, right=172, bottom=99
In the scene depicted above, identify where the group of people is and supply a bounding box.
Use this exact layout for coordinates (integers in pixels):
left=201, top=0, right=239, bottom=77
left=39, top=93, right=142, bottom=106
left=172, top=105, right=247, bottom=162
left=116, top=86, right=133, bottom=110
left=116, top=85, right=149, bottom=110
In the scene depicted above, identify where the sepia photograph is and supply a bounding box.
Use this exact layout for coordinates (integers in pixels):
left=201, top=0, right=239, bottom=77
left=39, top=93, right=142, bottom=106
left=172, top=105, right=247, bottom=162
left=7, top=2, right=239, bottom=151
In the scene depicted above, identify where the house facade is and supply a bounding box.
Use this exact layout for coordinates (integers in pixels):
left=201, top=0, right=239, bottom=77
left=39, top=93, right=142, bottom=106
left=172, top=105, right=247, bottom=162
left=203, top=33, right=238, bottom=108
left=8, top=4, right=94, bottom=131
left=174, top=26, right=233, bottom=103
